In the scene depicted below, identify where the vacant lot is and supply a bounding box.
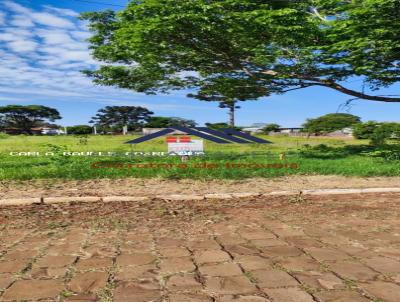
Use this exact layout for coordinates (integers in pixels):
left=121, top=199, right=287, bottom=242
left=1, top=192, right=400, bottom=301
left=1, top=134, right=400, bottom=180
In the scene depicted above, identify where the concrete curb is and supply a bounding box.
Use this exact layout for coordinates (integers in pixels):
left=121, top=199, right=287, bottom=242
left=1, top=187, right=400, bottom=207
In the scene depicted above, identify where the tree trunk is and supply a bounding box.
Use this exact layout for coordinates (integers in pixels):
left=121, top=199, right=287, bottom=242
left=228, top=103, right=235, bottom=127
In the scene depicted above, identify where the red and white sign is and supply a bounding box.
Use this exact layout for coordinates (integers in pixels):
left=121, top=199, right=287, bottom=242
left=168, top=137, right=203, bottom=153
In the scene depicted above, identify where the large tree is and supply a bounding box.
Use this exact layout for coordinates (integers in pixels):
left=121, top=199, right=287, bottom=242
left=0, top=105, right=61, bottom=134
left=188, top=77, right=268, bottom=127
left=82, top=0, right=400, bottom=103
left=145, top=116, right=196, bottom=128
left=302, top=113, right=361, bottom=135
left=90, top=106, right=153, bottom=131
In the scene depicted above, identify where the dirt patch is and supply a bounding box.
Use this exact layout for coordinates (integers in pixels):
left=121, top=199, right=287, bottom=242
left=1, top=175, right=400, bottom=199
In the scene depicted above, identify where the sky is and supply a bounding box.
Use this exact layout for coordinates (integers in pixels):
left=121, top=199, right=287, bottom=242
left=0, top=0, right=399, bottom=127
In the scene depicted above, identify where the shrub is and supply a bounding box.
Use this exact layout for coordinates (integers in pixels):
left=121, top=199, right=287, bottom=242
left=67, top=125, right=93, bottom=135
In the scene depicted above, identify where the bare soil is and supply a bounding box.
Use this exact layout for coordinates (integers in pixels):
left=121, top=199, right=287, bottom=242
left=1, top=175, right=400, bottom=199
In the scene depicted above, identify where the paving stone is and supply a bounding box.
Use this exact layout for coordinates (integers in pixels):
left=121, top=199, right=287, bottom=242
left=251, top=269, right=298, bottom=288
left=199, top=262, right=243, bottom=277
left=160, top=257, right=196, bottom=274
left=83, top=245, right=118, bottom=258
left=36, top=255, right=77, bottom=268
left=169, top=293, right=212, bottom=302
left=195, top=250, right=231, bottom=264
left=304, top=247, right=350, bottom=262
left=188, top=240, right=221, bottom=250
left=329, top=261, right=378, bottom=281
left=31, top=266, right=69, bottom=278
left=224, top=244, right=259, bottom=256
left=64, top=293, right=99, bottom=301
left=262, top=287, right=314, bottom=302
left=261, top=246, right=303, bottom=258
left=166, top=274, right=202, bottom=291
left=235, top=255, right=273, bottom=271
left=277, top=255, right=321, bottom=272
left=0, top=279, right=63, bottom=301
left=75, top=257, right=113, bottom=271
left=314, top=290, right=371, bottom=302
left=115, top=264, right=158, bottom=281
left=239, top=230, right=276, bottom=240
left=284, top=237, right=323, bottom=248
left=362, top=256, right=400, bottom=275
left=46, top=243, right=82, bottom=256
left=250, top=239, right=288, bottom=248
left=219, top=296, right=270, bottom=302
left=272, top=228, right=305, bottom=237
left=113, top=280, right=161, bottom=302
left=160, top=248, right=191, bottom=258
left=217, top=234, right=247, bottom=246
left=116, top=253, right=156, bottom=267
left=205, top=276, right=257, bottom=294
left=2, top=249, right=39, bottom=261
left=158, top=238, right=186, bottom=248
left=69, top=271, right=108, bottom=293
left=0, top=274, right=13, bottom=290
left=0, top=260, right=27, bottom=274
left=361, top=281, right=400, bottom=302
left=293, top=271, right=345, bottom=290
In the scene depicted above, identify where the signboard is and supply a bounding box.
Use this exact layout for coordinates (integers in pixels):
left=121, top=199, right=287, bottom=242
left=168, top=139, right=204, bottom=153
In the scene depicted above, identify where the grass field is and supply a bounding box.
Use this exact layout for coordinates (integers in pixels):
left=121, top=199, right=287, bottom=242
left=1, top=134, right=400, bottom=180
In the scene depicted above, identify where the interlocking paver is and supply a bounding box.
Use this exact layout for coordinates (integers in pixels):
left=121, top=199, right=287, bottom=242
left=314, top=290, right=371, bottom=302
left=362, top=256, right=400, bottom=275
left=276, top=255, right=321, bottom=272
left=328, top=261, right=378, bottom=281
left=169, top=293, right=212, bottom=302
left=199, top=262, right=243, bottom=277
left=115, top=264, right=157, bottom=281
left=166, top=274, right=202, bottom=291
left=262, top=287, right=314, bottom=302
left=2, top=192, right=400, bottom=302
left=219, top=296, right=271, bottom=301
left=75, top=257, right=113, bottom=271
left=0, top=279, right=63, bottom=301
left=361, top=281, right=400, bottom=302
left=304, top=247, right=350, bottom=262
left=293, top=271, right=345, bottom=290
left=251, top=269, right=298, bottom=288
left=195, top=250, right=231, bottom=264
left=0, top=260, right=27, bottom=274
left=205, top=276, right=257, bottom=294
left=261, top=246, right=303, bottom=258
left=113, top=280, right=161, bottom=302
left=69, top=271, right=108, bottom=293
left=160, top=257, right=196, bottom=274
left=116, top=253, right=156, bottom=267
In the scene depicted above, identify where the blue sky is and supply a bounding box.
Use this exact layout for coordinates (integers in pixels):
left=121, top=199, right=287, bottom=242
left=0, top=0, right=399, bottom=127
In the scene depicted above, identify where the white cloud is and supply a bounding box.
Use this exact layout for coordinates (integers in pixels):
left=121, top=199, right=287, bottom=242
left=7, top=40, right=37, bottom=53
left=10, top=16, right=34, bottom=27
left=0, top=11, right=5, bottom=25
left=43, top=5, right=79, bottom=17
left=0, top=1, right=170, bottom=111
left=31, top=12, right=75, bottom=28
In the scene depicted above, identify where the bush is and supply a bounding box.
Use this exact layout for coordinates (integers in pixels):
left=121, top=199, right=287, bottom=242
left=67, top=125, right=93, bottom=135
left=299, top=144, right=350, bottom=159
left=262, top=123, right=280, bottom=133
left=354, top=122, right=400, bottom=146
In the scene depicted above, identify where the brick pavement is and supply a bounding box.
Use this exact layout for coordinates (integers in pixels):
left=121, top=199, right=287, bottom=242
left=1, top=193, right=400, bottom=301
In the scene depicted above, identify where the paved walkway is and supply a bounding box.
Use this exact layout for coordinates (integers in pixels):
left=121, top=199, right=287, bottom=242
left=1, top=193, right=400, bottom=301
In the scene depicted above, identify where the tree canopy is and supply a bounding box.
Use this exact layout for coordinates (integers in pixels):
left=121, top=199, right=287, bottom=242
left=82, top=0, right=400, bottom=103
left=302, top=113, right=361, bottom=134
left=90, top=106, right=153, bottom=131
left=145, top=116, right=197, bottom=128
left=0, top=105, right=61, bottom=134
